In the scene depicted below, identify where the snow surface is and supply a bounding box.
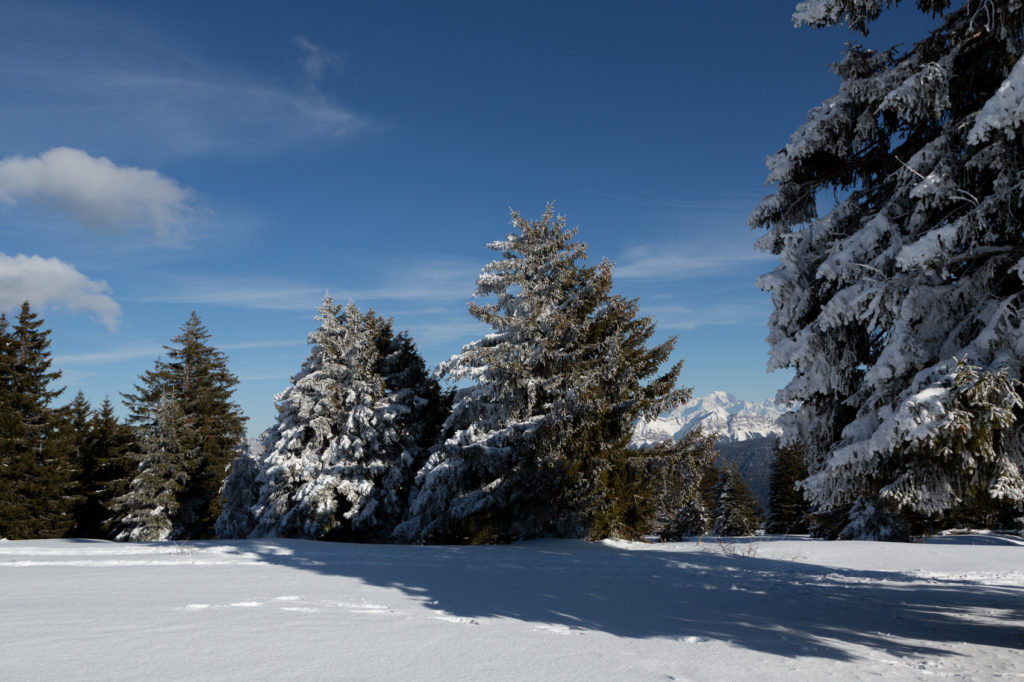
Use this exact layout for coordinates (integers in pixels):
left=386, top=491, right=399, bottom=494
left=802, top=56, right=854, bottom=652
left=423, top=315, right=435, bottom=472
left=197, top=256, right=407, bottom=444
left=2, top=535, right=1022, bottom=681
left=633, top=391, right=784, bottom=446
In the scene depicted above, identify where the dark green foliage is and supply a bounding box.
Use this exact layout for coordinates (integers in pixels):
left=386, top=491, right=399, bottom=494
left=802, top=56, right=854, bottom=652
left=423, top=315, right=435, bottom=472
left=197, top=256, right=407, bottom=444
left=60, top=391, right=92, bottom=534
left=572, top=294, right=711, bottom=540
left=69, top=398, right=136, bottom=538
left=712, top=464, right=763, bottom=536
left=0, top=303, right=73, bottom=539
left=568, top=254, right=717, bottom=541
left=765, top=442, right=810, bottom=535
left=119, top=312, right=245, bottom=540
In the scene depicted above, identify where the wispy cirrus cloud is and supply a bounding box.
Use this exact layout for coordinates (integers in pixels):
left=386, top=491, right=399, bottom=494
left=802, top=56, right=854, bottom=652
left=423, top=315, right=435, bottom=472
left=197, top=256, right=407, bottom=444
left=0, top=3, right=367, bottom=159
left=137, top=261, right=480, bottom=311
left=221, top=339, right=307, bottom=351
left=54, top=344, right=164, bottom=366
left=137, top=283, right=325, bottom=312
left=0, top=252, right=121, bottom=330
left=614, top=242, right=773, bottom=280
left=55, top=339, right=304, bottom=366
left=640, top=301, right=769, bottom=331
left=0, top=147, right=193, bottom=236
left=293, top=36, right=343, bottom=82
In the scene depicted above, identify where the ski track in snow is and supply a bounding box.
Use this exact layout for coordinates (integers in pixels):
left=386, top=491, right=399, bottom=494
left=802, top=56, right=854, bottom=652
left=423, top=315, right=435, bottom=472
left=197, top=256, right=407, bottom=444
left=1, top=536, right=1022, bottom=681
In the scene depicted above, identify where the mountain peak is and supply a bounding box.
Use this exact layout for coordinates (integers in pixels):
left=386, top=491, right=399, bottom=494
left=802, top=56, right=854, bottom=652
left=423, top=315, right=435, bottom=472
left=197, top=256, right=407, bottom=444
left=633, top=392, right=784, bottom=446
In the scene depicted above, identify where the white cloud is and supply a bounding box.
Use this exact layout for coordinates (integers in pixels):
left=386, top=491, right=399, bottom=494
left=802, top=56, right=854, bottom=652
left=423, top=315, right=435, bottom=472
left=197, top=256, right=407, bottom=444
left=0, top=147, right=193, bottom=235
left=293, top=36, right=343, bottom=82
left=0, top=252, right=121, bottom=330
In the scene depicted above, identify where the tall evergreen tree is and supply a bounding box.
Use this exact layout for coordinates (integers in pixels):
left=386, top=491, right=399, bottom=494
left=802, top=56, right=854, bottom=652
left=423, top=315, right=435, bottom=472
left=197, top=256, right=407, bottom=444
left=248, top=297, right=393, bottom=539
left=0, top=303, right=71, bottom=539
left=765, top=442, right=811, bottom=535
left=751, top=1, right=1024, bottom=537
left=73, top=398, right=136, bottom=538
left=398, top=206, right=709, bottom=543
left=240, top=297, right=445, bottom=541
left=573, top=296, right=717, bottom=541
left=0, top=312, right=20, bottom=538
left=61, top=391, right=92, bottom=535
left=119, top=312, right=245, bottom=539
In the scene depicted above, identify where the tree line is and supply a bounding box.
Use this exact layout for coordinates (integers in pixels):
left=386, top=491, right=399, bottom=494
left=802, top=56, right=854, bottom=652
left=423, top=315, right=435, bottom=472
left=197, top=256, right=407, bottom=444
left=0, top=207, right=777, bottom=543
left=0, top=304, right=246, bottom=540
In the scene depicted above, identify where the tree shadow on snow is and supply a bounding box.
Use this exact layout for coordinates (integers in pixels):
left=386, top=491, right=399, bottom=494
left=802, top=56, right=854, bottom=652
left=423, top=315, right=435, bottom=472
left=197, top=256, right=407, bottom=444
left=223, top=537, right=1024, bottom=662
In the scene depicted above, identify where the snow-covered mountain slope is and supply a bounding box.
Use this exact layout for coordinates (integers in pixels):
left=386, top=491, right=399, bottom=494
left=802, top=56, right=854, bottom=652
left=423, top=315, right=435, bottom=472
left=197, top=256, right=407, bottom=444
left=632, top=391, right=784, bottom=446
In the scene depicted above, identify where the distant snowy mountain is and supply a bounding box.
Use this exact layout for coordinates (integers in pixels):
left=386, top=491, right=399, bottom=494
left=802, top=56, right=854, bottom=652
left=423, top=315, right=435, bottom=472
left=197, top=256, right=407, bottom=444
left=632, top=392, right=787, bottom=509
left=632, top=391, right=784, bottom=446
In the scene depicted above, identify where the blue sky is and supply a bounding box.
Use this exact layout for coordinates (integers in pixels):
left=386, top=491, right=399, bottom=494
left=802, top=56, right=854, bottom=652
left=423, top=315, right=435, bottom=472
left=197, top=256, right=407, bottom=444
left=0, top=1, right=935, bottom=435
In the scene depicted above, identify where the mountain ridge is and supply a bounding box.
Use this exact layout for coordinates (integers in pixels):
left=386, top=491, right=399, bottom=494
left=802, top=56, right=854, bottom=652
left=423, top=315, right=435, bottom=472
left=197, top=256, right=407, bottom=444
left=632, top=390, right=784, bottom=446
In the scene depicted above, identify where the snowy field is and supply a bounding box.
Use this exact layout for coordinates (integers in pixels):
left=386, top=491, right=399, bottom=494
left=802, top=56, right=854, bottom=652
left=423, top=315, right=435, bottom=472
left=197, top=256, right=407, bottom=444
left=1, top=535, right=1022, bottom=681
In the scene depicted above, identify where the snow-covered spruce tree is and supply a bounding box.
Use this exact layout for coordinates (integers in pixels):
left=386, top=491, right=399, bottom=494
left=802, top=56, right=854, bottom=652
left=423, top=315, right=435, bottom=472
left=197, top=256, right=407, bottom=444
left=398, top=206, right=702, bottom=543
left=765, top=441, right=811, bottom=534
left=752, top=1, right=1024, bottom=538
left=109, top=394, right=198, bottom=542
left=215, top=439, right=262, bottom=540
left=712, top=465, right=763, bottom=537
left=659, top=451, right=720, bottom=539
left=362, top=316, right=450, bottom=536
left=243, top=297, right=444, bottom=541
left=248, top=297, right=388, bottom=539
left=120, top=312, right=246, bottom=539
